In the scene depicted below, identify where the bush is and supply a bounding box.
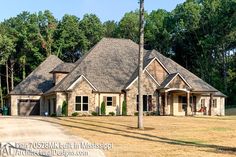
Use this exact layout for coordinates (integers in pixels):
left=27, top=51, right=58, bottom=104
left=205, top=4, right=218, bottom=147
left=91, top=111, right=98, bottom=116
left=109, top=112, right=115, bottom=116
left=122, top=100, right=127, bottom=116
left=72, top=112, right=78, bottom=117
left=50, top=113, right=57, bottom=117
left=134, top=112, right=139, bottom=116
left=101, top=101, right=106, bottom=115
left=146, top=111, right=156, bottom=116
left=61, top=101, right=68, bottom=116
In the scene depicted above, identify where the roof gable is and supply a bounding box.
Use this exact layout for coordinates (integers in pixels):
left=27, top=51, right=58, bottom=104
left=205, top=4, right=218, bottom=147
left=145, top=57, right=169, bottom=84
left=67, top=75, right=97, bottom=91
left=10, top=55, right=63, bottom=95
left=164, top=73, right=192, bottom=89
left=51, top=38, right=140, bottom=92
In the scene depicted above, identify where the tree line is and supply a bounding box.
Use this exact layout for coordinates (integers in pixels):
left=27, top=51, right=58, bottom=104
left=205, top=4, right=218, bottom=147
left=0, top=0, right=235, bottom=106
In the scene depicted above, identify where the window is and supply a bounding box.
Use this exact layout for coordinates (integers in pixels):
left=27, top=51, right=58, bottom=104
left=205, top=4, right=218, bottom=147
left=201, top=99, right=205, bottom=107
left=178, top=96, right=187, bottom=112
left=136, top=95, right=152, bottom=111
left=213, top=99, right=217, bottom=108
left=106, top=97, right=113, bottom=106
left=75, top=96, right=88, bottom=111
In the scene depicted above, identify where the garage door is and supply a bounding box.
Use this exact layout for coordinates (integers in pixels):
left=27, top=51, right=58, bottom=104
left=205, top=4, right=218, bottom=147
left=18, top=100, right=40, bottom=116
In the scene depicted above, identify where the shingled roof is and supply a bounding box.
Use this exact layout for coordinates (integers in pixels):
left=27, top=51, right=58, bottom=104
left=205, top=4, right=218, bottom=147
left=10, top=55, right=63, bottom=95
left=47, top=38, right=140, bottom=93
left=50, top=63, right=75, bottom=73
left=45, top=38, right=225, bottom=97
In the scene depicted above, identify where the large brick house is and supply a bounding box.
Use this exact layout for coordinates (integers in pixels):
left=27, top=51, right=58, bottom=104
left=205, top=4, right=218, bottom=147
left=8, top=38, right=226, bottom=116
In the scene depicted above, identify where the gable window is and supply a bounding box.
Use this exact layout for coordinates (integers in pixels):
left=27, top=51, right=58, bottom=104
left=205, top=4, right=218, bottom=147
left=106, top=97, right=113, bottom=106
left=75, top=96, right=88, bottom=111
left=136, top=95, right=152, bottom=111
left=213, top=99, right=217, bottom=108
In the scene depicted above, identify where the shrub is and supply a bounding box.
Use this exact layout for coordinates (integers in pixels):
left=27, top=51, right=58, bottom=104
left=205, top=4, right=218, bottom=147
left=146, top=112, right=156, bottom=116
left=61, top=101, right=68, bottom=116
left=72, top=112, right=78, bottom=117
left=91, top=111, right=98, bottom=116
left=50, top=113, right=57, bottom=117
left=101, top=101, right=106, bottom=115
left=109, top=112, right=115, bottom=116
left=122, top=100, right=127, bottom=116
left=134, top=112, right=139, bottom=116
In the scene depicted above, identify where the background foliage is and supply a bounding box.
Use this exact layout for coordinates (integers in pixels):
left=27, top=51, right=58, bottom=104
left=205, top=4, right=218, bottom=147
left=0, top=0, right=235, bottom=106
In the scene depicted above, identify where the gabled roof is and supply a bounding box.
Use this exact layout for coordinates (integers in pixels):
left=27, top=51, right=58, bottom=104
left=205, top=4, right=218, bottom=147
left=158, top=72, right=192, bottom=89
left=49, top=38, right=140, bottom=93
left=10, top=55, right=63, bottom=95
left=17, top=38, right=225, bottom=97
left=147, top=50, right=220, bottom=92
left=124, top=49, right=225, bottom=96
left=50, top=63, right=75, bottom=73
left=159, top=73, right=178, bottom=89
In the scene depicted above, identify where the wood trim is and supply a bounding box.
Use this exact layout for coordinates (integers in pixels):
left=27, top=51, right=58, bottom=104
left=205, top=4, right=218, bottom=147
left=112, top=96, right=116, bottom=107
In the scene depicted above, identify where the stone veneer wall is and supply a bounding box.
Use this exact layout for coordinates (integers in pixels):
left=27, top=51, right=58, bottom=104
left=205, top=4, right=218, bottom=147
left=67, top=78, right=96, bottom=116
left=126, top=72, right=158, bottom=115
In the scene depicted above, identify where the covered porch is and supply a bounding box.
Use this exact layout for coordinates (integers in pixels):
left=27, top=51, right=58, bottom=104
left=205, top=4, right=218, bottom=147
left=156, top=88, right=215, bottom=116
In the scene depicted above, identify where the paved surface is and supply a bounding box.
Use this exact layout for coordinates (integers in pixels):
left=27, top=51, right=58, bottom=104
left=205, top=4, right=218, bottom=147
left=0, top=117, right=105, bottom=157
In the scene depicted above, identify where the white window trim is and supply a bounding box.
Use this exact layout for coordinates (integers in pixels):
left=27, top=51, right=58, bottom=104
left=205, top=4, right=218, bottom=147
left=106, top=96, right=113, bottom=106
left=75, top=96, right=89, bottom=112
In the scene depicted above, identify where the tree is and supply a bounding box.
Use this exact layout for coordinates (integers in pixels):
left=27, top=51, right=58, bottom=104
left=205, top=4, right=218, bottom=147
left=145, top=9, right=171, bottom=55
left=38, top=10, right=57, bottom=56
left=80, top=14, right=104, bottom=53
left=138, top=0, right=144, bottom=130
left=101, top=101, right=106, bottom=115
left=122, top=99, right=127, bottom=116
left=103, top=20, right=118, bottom=38
left=117, top=10, right=140, bottom=43
left=0, top=34, right=15, bottom=99
left=54, top=14, right=87, bottom=62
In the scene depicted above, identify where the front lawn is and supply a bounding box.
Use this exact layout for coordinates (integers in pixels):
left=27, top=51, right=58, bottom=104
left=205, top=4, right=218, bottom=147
left=40, top=116, right=236, bottom=157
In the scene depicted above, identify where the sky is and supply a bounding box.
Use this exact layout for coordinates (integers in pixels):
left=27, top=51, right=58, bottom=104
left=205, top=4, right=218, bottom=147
left=0, top=0, right=185, bottom=22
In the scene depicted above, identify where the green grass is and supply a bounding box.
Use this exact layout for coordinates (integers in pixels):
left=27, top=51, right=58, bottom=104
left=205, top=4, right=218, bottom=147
left=210, top=127, right=233, bottom=132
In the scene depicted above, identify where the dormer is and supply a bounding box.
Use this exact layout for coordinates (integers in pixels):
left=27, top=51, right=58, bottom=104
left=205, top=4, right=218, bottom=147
left=50, top=63, right=75, bottom=85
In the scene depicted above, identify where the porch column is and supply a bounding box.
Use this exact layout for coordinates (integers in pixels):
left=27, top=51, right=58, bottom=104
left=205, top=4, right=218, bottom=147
left=157, top=91, right=161, bottom=115
left=164, top=91, right=167, bottom=116
left=98, top=93, right=101, bottom=115
left=209, top=93, right=213, bottom=116
left=186, top=91, right=190, bottom=116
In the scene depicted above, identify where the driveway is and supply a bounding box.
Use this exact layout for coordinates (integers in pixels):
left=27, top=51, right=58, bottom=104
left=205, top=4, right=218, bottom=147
left=0, top=117, right=105, bottom=157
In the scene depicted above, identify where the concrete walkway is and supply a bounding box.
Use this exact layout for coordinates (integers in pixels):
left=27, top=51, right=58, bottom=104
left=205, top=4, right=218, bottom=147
left=0, top=117, right=105, bottom=157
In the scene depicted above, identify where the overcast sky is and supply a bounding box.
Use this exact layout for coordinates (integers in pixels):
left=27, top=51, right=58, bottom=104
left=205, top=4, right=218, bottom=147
left=0, top=0, right=185, bottom=22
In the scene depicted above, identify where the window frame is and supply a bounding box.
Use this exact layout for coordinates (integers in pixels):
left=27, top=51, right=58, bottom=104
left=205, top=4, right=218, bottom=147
left=213, top=99, right=217, bottom=108
left=106, top=96, right=113, bottom=106
left=201, top=99, right=205, bottom=107
left=75, top=96, right=89, bottom=112
left=136, top=95, right=152, bottom=112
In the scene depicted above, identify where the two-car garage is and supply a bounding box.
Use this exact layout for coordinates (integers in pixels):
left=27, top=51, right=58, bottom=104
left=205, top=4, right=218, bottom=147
left=17, top=99, right=40, bottom=116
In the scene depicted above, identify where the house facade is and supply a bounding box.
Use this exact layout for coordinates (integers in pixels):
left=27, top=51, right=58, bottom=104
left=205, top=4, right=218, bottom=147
left=8, top=38, right=226, bottom=116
